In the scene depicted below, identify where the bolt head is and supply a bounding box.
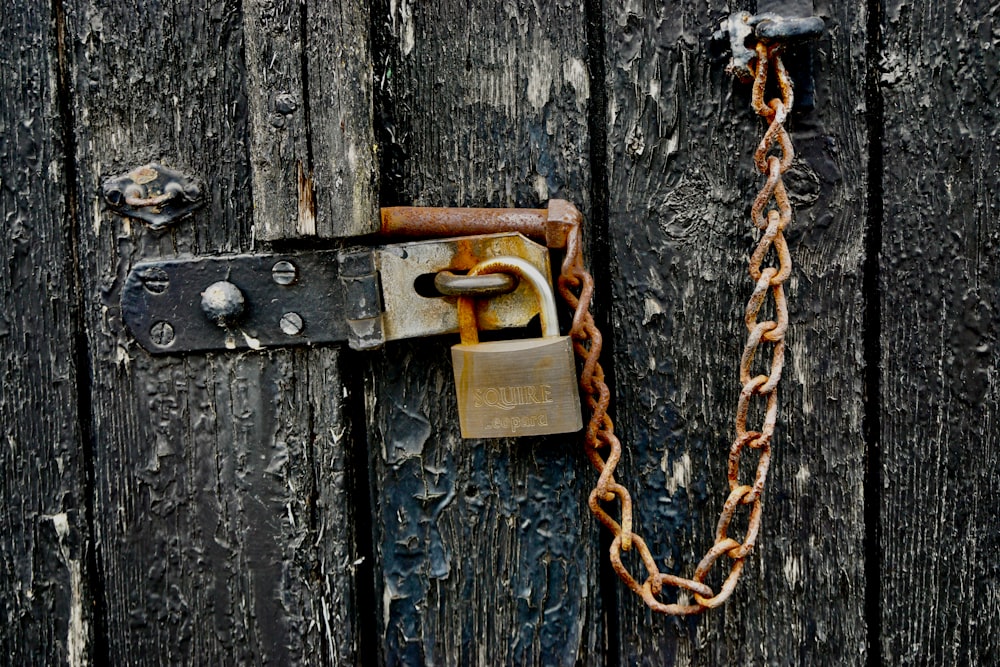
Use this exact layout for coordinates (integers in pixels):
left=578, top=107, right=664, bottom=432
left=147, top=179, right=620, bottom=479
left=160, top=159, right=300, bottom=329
left=274, top=93, right=298, bottom=115
left=201, top=281, right=245, bottom=325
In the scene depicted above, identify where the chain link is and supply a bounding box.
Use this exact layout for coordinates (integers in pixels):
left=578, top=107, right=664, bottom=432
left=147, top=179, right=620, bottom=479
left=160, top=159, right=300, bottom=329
left=559, top=42, right=796, bottom=614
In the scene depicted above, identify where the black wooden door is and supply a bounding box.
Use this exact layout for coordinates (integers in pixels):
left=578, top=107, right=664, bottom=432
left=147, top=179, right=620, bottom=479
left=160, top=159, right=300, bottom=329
left=2, top=0, right=997, bottom=665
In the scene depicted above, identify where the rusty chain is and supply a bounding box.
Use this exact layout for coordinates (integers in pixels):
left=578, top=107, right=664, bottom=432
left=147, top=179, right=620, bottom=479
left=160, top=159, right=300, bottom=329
left=557, top=42, right=796, bottom=614
left=382, top=39, right=796, bottom=614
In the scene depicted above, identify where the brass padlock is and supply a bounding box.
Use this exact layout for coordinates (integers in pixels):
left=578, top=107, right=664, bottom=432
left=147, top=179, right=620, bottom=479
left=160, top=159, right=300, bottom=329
left=451, top=256, right=583, bottom=438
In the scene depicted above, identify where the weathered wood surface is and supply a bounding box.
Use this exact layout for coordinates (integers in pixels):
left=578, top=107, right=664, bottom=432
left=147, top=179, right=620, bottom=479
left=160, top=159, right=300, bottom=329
left=62, top=0, right=359, bottom=663
left=243, top=0, right=377, bottom=240
left=878, top=0, right=1000, bottom=664
left=5, top=0, right=1000, bottom=664
left=366, top=1, right=602, bottom=664
left=0, top=2, right=92, bottom=664
left=600, top=0, right=869, bottom=662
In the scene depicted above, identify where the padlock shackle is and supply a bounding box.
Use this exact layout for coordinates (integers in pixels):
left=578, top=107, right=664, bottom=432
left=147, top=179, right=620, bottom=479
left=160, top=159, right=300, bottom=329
left=457, top=256, right=560, bottom=345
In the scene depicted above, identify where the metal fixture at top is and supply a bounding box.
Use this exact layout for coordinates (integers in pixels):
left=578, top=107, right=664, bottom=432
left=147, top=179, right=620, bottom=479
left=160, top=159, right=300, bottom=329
left=713, top=12, right=825, bottom=84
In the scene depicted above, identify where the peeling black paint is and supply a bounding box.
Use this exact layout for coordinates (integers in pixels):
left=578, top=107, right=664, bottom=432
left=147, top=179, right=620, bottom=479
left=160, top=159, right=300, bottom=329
left=603, top=0, right=868, bottom=662
left=58, top=0, right=360, bottom=663
left=0, top=0, right=92, bottom=663
left=366, top=1, right=602, bottom=664
left=880, top=1, right=1000, bottom=664
left=3, top=0, right=1000, bottom=664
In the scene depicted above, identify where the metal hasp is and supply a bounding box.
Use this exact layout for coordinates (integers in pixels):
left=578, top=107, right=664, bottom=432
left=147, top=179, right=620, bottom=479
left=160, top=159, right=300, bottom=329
left=713, top=12, right=825, bottom=107
left=103, top=163, right=204, bottom=231
left=121, top=233, right=552, bottom=354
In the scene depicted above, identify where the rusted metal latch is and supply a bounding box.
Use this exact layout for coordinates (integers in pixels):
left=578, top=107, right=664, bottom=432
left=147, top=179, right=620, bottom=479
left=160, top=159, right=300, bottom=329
left=122, top=201, right=582, bottom=354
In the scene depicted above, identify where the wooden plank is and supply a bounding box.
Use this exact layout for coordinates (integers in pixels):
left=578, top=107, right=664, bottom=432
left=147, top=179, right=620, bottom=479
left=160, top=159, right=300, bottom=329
left=601, top=1, right=869, bottom=661
left=62, top=1, right=359, bottom=662
left=0, top=2, right=91, bottom=663
left=879, top=1, right=1000, bottom=663
left=368, top=1, right=602, bottom=663
left=243, top=0, right=377, bottom=240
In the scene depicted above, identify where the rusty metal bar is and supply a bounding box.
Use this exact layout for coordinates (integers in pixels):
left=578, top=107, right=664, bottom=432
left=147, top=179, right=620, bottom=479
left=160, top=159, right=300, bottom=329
left=380, top=199, right=582, bottom=250
left=381, top=206, right=547, bottom=240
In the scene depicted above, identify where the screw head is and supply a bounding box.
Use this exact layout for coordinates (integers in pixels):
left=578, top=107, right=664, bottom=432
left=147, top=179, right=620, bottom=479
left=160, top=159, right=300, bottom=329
left=271, top=261, right=298, bottom=286
left=137, top=266, right=170, bottom=294
left=150, top=321, right=175, bottom=347
left=279, top=312, right=304, bottom=336
left=201, top=281, right=245, bottom=326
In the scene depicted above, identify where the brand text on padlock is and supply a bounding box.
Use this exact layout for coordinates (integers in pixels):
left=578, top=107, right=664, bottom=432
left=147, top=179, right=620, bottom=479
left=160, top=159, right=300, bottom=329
left=473, top=384, right=554, bottom=411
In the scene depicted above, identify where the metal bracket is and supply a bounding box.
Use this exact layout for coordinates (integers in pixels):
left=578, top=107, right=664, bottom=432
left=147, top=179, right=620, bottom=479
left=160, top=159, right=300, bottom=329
left=713, top=12, right=825, bottom=108
left=122, top=232, right=552, bottom=354
left=103, top=163, right=204, bottom=231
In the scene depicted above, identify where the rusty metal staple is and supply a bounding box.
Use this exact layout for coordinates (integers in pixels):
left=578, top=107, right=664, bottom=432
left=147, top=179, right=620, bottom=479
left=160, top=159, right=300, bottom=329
left=560, top=42, right=796, bottom=614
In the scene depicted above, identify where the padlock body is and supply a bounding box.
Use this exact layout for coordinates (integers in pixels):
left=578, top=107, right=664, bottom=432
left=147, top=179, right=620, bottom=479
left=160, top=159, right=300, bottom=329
left=451, top=336, right=583, bottom=438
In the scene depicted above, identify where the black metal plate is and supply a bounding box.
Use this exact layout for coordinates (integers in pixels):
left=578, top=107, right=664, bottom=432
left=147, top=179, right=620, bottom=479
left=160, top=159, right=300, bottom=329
left=122, top=251, right=346, bottom=353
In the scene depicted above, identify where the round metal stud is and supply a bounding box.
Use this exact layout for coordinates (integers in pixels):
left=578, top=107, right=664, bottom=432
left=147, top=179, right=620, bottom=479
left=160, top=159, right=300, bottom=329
left=201, top=280, right=245, bottom=326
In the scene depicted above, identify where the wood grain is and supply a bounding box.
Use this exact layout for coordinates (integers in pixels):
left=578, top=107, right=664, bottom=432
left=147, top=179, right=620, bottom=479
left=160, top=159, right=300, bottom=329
left=243, top=0, right=377, bottom=240
left=366, top=1, right=602, bottom=663
left=63, top=0, right=359, bottom=662
left=879, top=1, right=1000, bottom=663
left=0, top=1, right=92, bottom=663
left=600, top=1, right=869, bottom=662
left=6, top=0, right=997, bottom=662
